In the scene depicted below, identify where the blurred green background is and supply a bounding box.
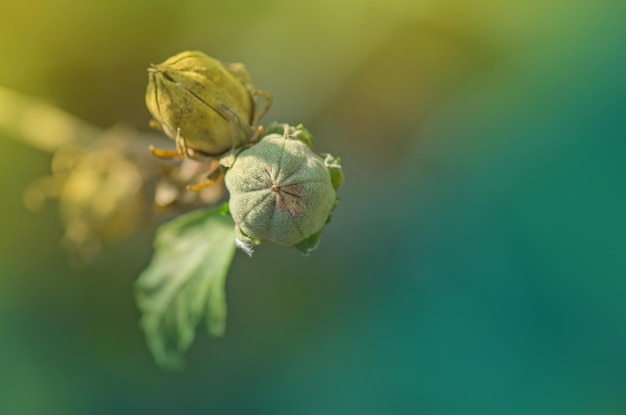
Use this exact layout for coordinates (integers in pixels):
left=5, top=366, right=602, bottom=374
left=1, top=0, right=625, bottom=414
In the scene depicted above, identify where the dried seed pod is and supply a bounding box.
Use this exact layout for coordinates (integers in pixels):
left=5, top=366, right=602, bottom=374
left=146, top=51, right=264, bottom=157
left=224, top=133, right=337, bottom=249
left=56, top=135, right=150, bottom=263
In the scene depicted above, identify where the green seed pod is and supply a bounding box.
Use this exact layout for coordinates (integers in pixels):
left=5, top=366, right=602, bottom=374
left=145, top=51, right=256, bottom=156
left=224, top=134, right=337, bottom=250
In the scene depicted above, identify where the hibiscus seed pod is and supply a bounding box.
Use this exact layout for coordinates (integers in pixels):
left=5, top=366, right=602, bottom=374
left=145, top=51, right=256, bottom=156
left=224, top=133, right=337, bottom=249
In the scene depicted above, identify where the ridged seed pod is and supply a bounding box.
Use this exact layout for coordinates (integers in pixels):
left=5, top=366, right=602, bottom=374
left=146, top=51, right=256, bottom=156
left=224, top=134, right=337, bottom=249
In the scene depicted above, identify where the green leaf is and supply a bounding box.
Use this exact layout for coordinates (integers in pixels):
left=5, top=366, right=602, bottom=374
left=219, top=202, right=230, bottom=216
left=293, top=229, right=323, bottom=256
left=264, top=122, right=316, bottom=148
left=264, top=121, right=286, bottom=136
left=135, top=207, right=236, bottom=369
left=324, top=154, right=344, bottom=191
left=292, top=123, right=315, bottom=148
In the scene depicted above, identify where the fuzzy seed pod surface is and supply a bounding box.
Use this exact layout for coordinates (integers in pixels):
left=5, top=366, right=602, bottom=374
left=225, top=134, right=336, bottom=247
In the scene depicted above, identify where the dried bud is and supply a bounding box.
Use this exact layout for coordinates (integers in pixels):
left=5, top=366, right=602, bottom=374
left=224, top=134, right=337, bottom=251
left=146, top=51, right=259, bottom=156
left=57, top=136, right=149, bottom=263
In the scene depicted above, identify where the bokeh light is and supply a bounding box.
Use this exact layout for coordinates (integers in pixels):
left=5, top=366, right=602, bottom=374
left=1, top=1, right=625, bottom=414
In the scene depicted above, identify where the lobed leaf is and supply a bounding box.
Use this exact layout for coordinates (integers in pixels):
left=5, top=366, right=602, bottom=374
left=135, top=207, right=236, bottom=369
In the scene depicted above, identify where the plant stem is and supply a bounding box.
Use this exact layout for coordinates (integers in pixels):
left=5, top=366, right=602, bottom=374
left=0, top=86, right=102, bottom=152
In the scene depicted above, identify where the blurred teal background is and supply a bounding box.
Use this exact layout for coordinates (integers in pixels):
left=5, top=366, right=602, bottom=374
left=1, top=0, right=625, bottom=414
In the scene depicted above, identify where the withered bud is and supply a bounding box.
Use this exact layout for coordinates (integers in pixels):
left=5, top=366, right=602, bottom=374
left=146, top=51, right=259, bottom=156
